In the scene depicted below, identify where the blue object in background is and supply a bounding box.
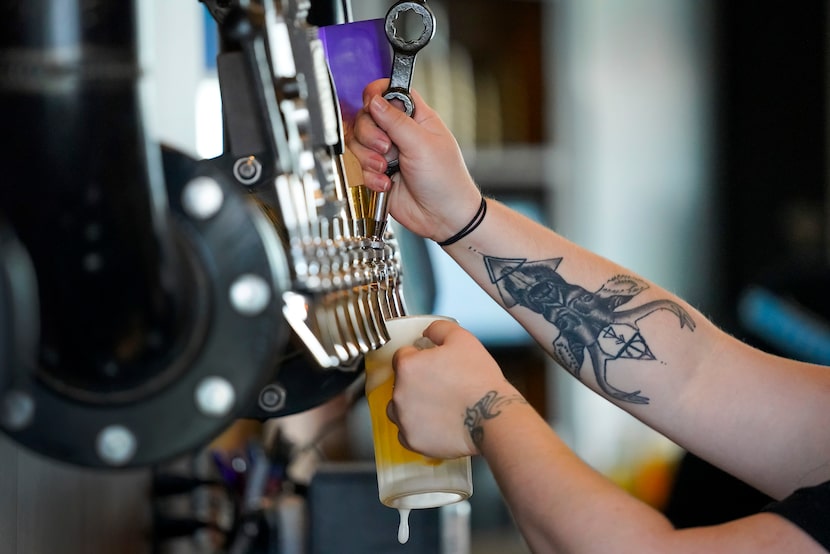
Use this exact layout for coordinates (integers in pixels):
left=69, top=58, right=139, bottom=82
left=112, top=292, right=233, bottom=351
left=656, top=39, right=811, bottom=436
left=738, top=286, right=830, bottom=365
left=430, top=198, right=546, bottom=347
left=203, top=6, right=218, bottom=71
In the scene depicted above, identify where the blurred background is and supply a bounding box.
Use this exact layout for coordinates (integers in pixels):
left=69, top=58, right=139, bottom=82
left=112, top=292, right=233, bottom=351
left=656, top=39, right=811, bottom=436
left=1, top=0, right=828, bottom=552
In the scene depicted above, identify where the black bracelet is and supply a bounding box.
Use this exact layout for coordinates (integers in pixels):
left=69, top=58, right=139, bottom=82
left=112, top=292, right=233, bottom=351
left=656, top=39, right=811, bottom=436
left=437, top=196, right=487, bottom=247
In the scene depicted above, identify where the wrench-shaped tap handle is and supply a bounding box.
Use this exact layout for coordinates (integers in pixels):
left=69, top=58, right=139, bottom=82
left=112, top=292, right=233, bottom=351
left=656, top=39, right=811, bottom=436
left=382, top=1, right=435, bottom=116
left=370, top=1, right=435, bottom=245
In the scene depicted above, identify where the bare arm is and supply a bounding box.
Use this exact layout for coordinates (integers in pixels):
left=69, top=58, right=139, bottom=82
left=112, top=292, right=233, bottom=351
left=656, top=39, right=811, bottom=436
left=473, top=389, right=822, bottom=554
left=446, top=198, right=830, bottom=500
left=392, top=323, right=825, bottom=553
left=349, top=81, right=830, bottom=499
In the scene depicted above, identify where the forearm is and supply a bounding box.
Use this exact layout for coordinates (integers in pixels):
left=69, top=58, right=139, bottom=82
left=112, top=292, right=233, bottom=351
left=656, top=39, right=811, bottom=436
left=442, top=199, right=830, bottom=497
left=354, top=85, right=830, bottom=547
left=470, top=387, right=674, bottom=553
left=472, top=389, right=824, bottom=554
left=440, top=198, right=706, bottom=405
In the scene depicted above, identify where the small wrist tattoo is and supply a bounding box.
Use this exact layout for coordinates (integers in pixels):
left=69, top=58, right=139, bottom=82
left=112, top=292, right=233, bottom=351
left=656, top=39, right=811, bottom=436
left=464, top=390, right=528, bottom=447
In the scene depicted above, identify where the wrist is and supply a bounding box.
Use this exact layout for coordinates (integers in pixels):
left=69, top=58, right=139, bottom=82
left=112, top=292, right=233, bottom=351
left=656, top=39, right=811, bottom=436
left=463, top=386, right=528, bottom=453
left=437, top=196, right=487, bottom=247
left=436, top=192, right=488, bottom=247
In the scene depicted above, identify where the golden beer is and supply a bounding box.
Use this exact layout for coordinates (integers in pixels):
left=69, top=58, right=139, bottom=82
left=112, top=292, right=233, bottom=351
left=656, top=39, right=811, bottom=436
left=364, top=315, right=472, bottom=510
left=365, top=355, right=440, bottom=467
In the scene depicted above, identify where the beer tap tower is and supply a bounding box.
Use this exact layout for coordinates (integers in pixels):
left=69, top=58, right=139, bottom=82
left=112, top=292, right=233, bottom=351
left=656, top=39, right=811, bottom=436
left=0, top=0, right=419, bottom=469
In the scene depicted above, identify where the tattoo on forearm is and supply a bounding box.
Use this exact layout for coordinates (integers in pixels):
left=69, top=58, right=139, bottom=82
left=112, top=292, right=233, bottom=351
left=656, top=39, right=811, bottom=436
left=464, top=391, right=528, bottom=447
left=482, top=255, right=696, bottom=405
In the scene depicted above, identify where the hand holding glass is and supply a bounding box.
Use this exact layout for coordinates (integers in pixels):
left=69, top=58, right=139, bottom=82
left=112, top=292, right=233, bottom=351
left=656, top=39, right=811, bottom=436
left=364, top=315, right=473, bottom=511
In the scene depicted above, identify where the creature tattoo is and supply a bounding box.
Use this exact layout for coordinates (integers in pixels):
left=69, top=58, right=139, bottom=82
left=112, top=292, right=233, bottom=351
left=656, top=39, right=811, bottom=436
left=484, top=255, right=696, bottom=404
left=464, top=391, right=528, bottom=447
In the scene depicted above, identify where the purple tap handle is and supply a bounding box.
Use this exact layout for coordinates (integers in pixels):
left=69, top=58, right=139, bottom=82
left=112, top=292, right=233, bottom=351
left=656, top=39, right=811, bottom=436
left=319, top=18, right=394, bottom=245
left=319, top=19, right=392, bottom=126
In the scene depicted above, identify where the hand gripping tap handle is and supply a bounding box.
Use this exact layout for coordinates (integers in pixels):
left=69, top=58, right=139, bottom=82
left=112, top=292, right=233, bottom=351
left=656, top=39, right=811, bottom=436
left=369, top=1, right=435, bottom=246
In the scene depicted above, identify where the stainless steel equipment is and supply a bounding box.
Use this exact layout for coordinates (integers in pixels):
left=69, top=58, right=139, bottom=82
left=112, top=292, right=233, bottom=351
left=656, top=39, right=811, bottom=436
left=0, top=0, right=432, bottom=469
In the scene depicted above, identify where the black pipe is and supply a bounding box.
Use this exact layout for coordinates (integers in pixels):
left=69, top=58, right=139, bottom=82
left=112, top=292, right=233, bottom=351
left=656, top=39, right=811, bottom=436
left=307, top=0, right=353, bottom=26
left=0, top=1, right=189, bottom=402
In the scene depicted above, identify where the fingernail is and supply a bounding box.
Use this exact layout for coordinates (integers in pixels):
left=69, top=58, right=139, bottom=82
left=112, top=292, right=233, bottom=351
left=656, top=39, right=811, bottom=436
left=370, top=158, right=386, bottom=172
left=374, top=139, right=390, bottom=154
left=413, top=337, right=435, bottom=350
left=371, top=95, right=389, bottom=113
left=371, top=174, right=391, bottom=192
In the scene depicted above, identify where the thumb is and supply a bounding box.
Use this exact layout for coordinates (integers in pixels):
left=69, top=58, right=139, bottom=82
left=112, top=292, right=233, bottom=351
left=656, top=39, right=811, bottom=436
left=366, top=94, right=428, bottom=155
left=362, top=79, right=391, bottom=107
left=421, top=319, right=461, bottom=346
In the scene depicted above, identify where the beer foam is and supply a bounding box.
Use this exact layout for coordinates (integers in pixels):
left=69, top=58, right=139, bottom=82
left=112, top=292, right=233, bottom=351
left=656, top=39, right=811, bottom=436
left=364, top=316, right=445, bottom=392
left=397, top=508, right=411, bottom=544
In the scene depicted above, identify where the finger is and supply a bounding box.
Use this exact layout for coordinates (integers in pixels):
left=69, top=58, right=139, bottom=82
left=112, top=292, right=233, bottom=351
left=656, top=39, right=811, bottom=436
left=397, top=429, right=414, bottom=451
left=343, top=146, right=390, bottom=192
left=346, top=117, right=396, bottom=192
left=351, top=108, right=393, bottom=155
left=362, top=80, right=434, bottom=122
left=362, top=79, right=391, bottom=107
left=360, top=168, right=391, bottom=192
left=387, top=400, right=414, bottom=450
left=347, top=138, right=388, bottom=174
left=386, top=398, right=398, bottom=425
left=422, top=319, right=461, bottom=346
left=366, top=95, right=429, bottom=155
left=391, top=344, right=419, bottom=373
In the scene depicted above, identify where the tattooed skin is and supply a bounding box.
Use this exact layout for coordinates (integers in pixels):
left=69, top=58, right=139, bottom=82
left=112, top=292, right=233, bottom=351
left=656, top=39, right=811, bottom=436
left=465, top=391, right=528, bottom=447
left=483, top=255, right=696, bottom=404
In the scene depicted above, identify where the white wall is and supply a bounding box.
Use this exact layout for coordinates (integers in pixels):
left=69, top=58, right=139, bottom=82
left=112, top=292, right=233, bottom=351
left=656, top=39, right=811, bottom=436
left=140, top=0, right=207, bottom=157
left=351, top=0, right=391, bottom=20
left=548, top=0, right=715, bottom=472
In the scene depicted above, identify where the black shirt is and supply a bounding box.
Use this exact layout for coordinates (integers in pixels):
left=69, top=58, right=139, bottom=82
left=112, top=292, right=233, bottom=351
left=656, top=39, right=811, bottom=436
left=763, top=480, right=830, bottom=550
